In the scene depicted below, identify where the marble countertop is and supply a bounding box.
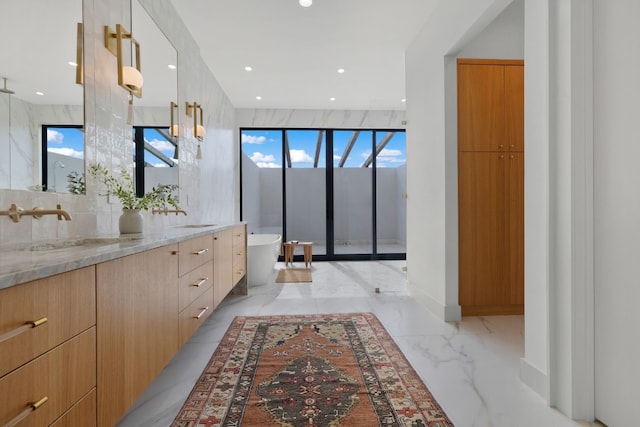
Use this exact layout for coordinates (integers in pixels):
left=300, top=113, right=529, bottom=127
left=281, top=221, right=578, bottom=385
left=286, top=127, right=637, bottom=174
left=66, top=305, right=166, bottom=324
left=0, top=223, right=242, bottom=290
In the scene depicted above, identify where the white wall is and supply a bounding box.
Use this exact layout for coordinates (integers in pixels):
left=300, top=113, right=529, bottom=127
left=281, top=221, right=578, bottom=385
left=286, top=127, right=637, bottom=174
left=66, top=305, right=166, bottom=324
left=241, top=153, right=261, bottom=234
left=244, top=160, right=406, bottom=246
left=593, top=1, right=640, bottom=425
left=405, top=0, right=513, bottom=321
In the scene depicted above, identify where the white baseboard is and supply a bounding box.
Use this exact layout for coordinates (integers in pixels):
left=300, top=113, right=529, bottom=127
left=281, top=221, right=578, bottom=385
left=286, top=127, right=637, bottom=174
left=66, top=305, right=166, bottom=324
left=520, top=358, right=548, bottom=401
left=407, top=281, right=461, bottom=322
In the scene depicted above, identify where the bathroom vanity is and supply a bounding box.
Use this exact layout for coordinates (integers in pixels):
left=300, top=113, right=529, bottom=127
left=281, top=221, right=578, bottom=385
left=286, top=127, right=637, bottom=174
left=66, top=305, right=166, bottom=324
left=0, top=223, right=246, bottom=427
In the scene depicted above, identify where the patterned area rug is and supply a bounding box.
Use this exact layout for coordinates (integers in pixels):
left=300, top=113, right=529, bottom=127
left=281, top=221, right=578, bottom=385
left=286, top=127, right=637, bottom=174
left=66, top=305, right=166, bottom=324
left=172, top=313, right=453, bottom=427
left=276, top=268, right=312, bottom=283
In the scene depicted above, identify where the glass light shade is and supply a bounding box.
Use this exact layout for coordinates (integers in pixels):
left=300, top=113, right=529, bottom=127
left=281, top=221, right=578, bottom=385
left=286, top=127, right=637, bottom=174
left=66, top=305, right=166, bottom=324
left=195, top=124, right=206, bottom=139
left=122, top=66, right=143, bottom=92
left=170, top=124, right=179, bottom=138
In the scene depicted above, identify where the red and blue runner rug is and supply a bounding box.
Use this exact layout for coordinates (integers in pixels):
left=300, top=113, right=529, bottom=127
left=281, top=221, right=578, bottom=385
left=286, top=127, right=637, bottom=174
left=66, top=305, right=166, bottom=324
left=173, top=313, right=453, bottom=426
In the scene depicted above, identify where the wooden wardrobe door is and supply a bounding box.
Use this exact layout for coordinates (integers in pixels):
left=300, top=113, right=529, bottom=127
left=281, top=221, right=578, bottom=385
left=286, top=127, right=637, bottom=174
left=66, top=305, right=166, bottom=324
left=458, top=152, right=508, bottom=311
left=505, top=65, right=525, bottom=152
left=457, top=64, right=505, bottom=152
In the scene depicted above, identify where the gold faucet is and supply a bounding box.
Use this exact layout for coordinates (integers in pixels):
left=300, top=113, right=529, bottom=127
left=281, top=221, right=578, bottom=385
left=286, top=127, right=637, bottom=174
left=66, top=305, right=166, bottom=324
left=152, top=208, right=187, bottom=216
left=0, top=204, right=72, bottom=222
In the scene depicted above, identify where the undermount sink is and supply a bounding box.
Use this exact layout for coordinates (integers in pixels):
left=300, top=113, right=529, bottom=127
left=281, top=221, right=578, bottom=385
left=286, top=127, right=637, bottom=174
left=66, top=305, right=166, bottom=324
left=24, top=236, right=143, bottom=251
left=176, top=224, right=216, bottom=228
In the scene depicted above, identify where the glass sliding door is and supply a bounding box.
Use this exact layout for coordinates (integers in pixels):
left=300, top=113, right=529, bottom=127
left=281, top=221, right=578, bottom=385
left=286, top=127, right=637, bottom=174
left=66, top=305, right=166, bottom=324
left=375, top=131, right=407, bottom=254
left=240, top=127, right=406, bottom=262
left=284, top=130, right=326, bottom=255
left=333, top=130, right=373, bottom=255
left=241, top=129, right=283, bottom=236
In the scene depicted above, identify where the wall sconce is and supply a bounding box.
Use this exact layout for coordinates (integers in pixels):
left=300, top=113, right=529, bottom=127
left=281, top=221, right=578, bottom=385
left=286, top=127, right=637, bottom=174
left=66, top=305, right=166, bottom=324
left=170, top=102, right=179, bottom=159
left=104, top=24, right=143, bottom=97
left=186, top=101, right=205, bottom=159
left=170, top=101, right=179, bottom=139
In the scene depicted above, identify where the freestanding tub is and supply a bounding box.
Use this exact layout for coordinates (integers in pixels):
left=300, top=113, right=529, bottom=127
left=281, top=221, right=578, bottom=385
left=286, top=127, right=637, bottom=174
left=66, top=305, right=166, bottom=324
left=247, top=234, right=282, bottom=287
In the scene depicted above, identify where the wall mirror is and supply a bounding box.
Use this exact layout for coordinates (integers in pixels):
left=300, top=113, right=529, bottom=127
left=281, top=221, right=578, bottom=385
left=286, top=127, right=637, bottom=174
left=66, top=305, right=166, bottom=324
left=132, top=0, right=179, bottom=197
left=0, top=0, right=84, bottom=193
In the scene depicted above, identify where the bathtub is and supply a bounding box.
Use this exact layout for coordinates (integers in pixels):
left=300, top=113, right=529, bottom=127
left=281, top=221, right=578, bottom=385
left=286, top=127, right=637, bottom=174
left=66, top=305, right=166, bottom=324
left=247, top=234, right=282, bottom=287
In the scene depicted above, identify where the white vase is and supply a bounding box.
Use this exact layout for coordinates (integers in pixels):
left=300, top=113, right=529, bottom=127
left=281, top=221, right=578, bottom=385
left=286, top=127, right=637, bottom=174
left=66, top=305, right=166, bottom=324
left=119, top=209, right=143, bottom=234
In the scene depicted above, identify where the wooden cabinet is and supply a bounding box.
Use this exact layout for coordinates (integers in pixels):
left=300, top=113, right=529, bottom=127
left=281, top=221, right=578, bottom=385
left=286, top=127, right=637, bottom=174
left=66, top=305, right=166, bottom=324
left=0, top=267, right=96, bottom=427
left=457, top=58, right=524, bottom=316
left=178, top=235, right=214, bottom=346
left=232, top=225, right=247, bottom=287
left=0, top=224, right=245, bottom=426
left=96, top=244, right=179, bottom=427
left=213, top=229, right=233, bottom=308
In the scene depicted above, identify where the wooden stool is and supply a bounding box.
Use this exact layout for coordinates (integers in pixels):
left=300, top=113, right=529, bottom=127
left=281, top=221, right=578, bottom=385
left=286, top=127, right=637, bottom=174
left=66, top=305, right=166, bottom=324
left=282, top=241, right=313, bottom=267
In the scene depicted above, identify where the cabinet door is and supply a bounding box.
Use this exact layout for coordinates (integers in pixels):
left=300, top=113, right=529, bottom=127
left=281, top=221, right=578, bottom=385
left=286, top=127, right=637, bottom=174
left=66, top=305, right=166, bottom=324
left=213, top=229, right=233, bottom=308
left=457, top=63, right=505, bottom=152
left=505, top=65, right=524, bottom=152
left=507, top=152, right=524, bottom=304
left=458, top=152, right=508, bottom=312
left=96, top=245, right=179, bottom=427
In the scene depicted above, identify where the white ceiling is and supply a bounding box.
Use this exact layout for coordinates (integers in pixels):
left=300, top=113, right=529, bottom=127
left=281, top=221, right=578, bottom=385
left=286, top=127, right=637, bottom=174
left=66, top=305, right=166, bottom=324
left=169, top=0, right=440, bottom=110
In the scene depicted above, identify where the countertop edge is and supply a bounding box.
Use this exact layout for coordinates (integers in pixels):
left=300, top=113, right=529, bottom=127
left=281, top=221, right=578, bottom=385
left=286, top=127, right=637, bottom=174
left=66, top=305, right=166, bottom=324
left=0, top=223, right=245, bottom=290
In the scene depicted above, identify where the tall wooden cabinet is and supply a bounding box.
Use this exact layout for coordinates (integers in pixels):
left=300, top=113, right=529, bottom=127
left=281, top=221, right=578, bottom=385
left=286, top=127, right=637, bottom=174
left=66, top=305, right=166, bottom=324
left=457, top=58, right=524, bottom=316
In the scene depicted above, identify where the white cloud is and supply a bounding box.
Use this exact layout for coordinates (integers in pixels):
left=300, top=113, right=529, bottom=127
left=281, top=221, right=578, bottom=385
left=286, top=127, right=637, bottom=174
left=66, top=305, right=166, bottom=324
left=333, top=154, right=341, bottom=161
left=290, top=149, right=313, bottom=163
left=251, top=152, right=280, bottom=168
left=378, top=148, right=405, bottom=163
left=47, top=129, right=64, bottom=144
left=47, top=147, right=84, bottom=159
left=256, top=162, right=280, bottom=168
left=242, top=134, right=267, bottom=144
left=379, top=149, right=403, bottom=157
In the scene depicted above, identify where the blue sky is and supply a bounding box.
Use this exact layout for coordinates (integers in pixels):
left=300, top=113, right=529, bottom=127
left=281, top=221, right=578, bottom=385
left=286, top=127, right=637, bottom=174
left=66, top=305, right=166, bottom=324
left=241, top=130, right=406, bottom=169
left=46, top=127, right=84, bottom=158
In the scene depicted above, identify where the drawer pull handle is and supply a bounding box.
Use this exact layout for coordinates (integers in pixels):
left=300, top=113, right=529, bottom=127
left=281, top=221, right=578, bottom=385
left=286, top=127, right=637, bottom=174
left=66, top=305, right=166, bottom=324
left=172, top=250, right=180, bottom=255
left=194, top=307, right=209, bottom=319
left=5, top=396, right=48, bottom=427
left=191, top=278, right=209, bottom=288
left=192, top=248, right=209, bottom=255
left=0, top=317, right=48, bottom=344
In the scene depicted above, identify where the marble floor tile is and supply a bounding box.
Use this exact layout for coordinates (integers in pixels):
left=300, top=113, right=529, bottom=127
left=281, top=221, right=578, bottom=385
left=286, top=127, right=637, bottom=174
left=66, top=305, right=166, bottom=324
left=118, top=261, right=601, bottom=427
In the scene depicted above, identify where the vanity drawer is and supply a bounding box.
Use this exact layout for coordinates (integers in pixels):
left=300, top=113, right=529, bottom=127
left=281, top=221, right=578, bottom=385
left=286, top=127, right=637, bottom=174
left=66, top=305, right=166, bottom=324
left=0, top=266, right=96, bottom=377
left=178, top=260, right=213, bottom=312
left=232, top=245, right=246, bottom=285
left=232, top=225, right=246, bottom=247
left=178, top=235, right=214, bottom=276
left=179, top=287, right=214, bottom=346
left=0, top=327, right=96, bottom=427
left=50, top=388, right=96, bottom=427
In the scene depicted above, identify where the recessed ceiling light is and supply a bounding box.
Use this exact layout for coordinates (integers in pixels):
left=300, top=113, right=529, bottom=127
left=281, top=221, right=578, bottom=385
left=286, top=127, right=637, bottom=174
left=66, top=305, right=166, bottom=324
left=256, top=96, right=262, bottom=100
left=337, top=68, right=345, bottom=74
left=245, top=66, right=252, bottom=71
left=330, top=97, right=336, bottom=101
left=401, top=98, right=406, bottom=103
left=168, top=64, right=177, bottom=70
left=299, top=0, right=312, bottom=7
left=36, top=91, right=44, bottom=96
left=68, top=61, right=77, bottom=67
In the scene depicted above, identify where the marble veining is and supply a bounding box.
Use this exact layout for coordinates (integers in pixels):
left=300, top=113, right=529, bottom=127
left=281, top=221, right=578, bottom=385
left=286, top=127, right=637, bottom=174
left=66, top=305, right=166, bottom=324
left=117, top=261, right=603, bottom=427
